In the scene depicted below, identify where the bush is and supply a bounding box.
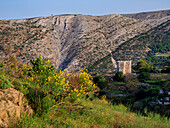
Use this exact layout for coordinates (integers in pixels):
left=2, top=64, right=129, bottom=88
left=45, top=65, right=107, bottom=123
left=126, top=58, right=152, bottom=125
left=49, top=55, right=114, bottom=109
left=68, top=70, right=96, bottom=102
left=136, top=84, right=160, bottom=100
left=0, top=75, right=13, bottom=89
left=30, top=56, right=54, bottom=75
left=0, top=62, right=4, bottom=68
left=27, top=57, right=69, bottom=112
left=161, top=67, right=170, bottom=73
left=133, top=84, right=162, bottom=113
left=114, top=71, right=124, bottom=82
left=93, top=74, right=107, bottom=89
left=138, top=72, right=150, bottom=82
left=133, top=60, right=155, bottom=73
left=26, top=57, right=96, bottom=112
left=2, top=55, right=32, bottom=78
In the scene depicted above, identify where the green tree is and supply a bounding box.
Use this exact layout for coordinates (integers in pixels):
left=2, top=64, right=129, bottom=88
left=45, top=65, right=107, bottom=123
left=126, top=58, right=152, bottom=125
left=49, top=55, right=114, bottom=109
left=114, top=71, right=124, bottom=82
left=133, top=60, right=155, bottom=73
left=93, top=74, right=107, bottom=89
left=138, top=72, right=150, bottom=82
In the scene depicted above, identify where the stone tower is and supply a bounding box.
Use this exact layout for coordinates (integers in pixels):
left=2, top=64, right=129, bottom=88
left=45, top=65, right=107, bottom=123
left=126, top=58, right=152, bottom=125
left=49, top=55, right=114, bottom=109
left=116, top=61, right=132, bottom=75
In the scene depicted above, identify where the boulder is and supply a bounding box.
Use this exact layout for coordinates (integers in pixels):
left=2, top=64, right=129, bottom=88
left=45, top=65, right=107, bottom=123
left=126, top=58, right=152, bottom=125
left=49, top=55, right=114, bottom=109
left=0, top=88, right=33, bottom=127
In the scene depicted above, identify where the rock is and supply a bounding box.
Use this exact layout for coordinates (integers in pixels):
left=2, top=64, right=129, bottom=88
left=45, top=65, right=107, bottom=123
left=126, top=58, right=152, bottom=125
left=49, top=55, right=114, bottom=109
left=0, top=88, right=33, bottom=127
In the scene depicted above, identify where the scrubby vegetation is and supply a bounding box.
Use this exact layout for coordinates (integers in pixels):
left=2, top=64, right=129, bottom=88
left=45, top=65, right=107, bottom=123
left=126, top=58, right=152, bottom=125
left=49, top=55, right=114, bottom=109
left=133, top=60, right=156, bottom=73
left=114, top=71, right=125, bottom=82
left=112, top=20, right=170, bottom=68
left=0, top=56, right=170, bottom=127
left=96, top=62, right=170, bottom=118
left=93, top=74, right=107, bottom=89
left=138, top=72, right=150, bottom=82
left=0, top=74, right=13, bottom=89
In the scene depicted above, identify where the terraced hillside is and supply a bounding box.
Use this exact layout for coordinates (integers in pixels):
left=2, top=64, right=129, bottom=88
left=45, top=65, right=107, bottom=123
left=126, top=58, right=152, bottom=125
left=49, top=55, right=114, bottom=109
left=0, top=10, right=169, bottom=74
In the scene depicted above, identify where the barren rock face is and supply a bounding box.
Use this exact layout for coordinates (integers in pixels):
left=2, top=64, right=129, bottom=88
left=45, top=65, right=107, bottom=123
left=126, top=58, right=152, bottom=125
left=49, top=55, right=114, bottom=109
left=0, top=88, right=33, bottom=127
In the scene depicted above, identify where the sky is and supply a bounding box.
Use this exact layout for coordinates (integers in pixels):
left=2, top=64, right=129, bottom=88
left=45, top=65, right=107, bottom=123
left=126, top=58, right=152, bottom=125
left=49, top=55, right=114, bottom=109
left=0, top=0, right=170, bottom=20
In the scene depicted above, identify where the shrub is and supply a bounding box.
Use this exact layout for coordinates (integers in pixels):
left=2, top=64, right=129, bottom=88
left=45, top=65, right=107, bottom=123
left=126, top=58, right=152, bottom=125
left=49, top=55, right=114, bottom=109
left=26, top=57, right=96, bottom=112
left=136, top=84, right=160, bottom=100
left=68, top=70, right=96, bottom=102
left=2, top=55, right=32, bottom=78
left=1, top=55, right=97, bottom=115
left=0, top=45, right=4, bottom=51
left=133, top=84, right=162, bottom=113
left=30, top=56, right=54, bottom=75
left=0, top=62, right=4, bottom=68
left=93, top=74, right=107, bottom=89
left=161, top=67, right=170, bottom=73
left=26, top=57, right=70, bottom=113
left=133, top=60, right=155, bottom=73
left=114, top=71, right=124, bottom=82
left=138, top=72, right=150, bottom=82
left=28, top=56, right=67, bottom=95
left=12, top=80, right=29, bottom=95
left=78, top=70, right=96, bottom=93
left=0, top=75, right=13, bottom=89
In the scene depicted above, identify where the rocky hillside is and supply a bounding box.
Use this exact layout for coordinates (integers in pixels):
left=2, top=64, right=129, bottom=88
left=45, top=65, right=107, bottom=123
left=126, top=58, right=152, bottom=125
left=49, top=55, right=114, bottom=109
left=0, top=10, right=169, bottom=74
left=112, top=20, right=170, bottom=63
left=122, top=10, right=170, bottom=20
left=88, top=19, right=169, bottom=74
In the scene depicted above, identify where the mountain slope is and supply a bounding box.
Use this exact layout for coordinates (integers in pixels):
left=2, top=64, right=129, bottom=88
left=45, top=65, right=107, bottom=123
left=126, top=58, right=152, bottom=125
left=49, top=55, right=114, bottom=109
left=122, top=10, right=170, bottom=20
left=0, top=10, right=170, bottom=74
left=112, top=20, right=170, bottom=63
left=88, top=19, right=169, bottom=74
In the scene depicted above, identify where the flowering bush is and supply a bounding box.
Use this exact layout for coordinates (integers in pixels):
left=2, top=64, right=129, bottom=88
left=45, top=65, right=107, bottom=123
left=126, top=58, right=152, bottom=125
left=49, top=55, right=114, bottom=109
left=1, top=55, right=32, bottom=78
left=67, top=70, right=96, bottom=102
left=25, top=57, right=96, bottom=111
left=30, top=56, right=54, bottom=75
left=29, top=57, right=70, bottom=95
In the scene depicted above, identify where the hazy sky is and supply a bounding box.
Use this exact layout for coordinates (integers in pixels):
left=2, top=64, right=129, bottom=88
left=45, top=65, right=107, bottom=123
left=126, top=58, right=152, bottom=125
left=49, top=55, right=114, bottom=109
left=0, top=0, right=169, bottom=19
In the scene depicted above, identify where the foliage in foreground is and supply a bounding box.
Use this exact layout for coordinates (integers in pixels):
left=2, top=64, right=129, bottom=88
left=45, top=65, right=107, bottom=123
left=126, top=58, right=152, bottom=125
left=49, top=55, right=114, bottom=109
left=12, top=98, right=170, bottom=128
left=0, top=56, right=169, bottom=128
left=0, top=56, right=96, bottom=113
left=0, top=74, right=13, bottom=89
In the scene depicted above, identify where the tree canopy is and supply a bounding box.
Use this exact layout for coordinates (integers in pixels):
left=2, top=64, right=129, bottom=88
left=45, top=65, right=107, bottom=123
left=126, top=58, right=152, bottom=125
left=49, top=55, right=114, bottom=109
left=133, top=60, right=155, bottom=73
